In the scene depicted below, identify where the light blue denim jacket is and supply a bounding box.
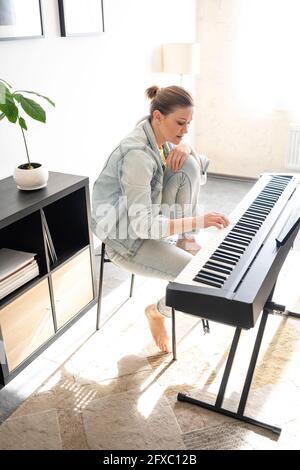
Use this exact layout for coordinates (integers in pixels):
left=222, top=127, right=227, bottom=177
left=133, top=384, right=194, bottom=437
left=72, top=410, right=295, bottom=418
left=92, top=118, right=209, bottom=259
left=92, top=118, right=169, bottom=258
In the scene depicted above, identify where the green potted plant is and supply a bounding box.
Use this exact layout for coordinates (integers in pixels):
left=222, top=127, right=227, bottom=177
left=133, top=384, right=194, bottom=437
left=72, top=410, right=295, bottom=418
left=0, top=78, right=55, bottom=190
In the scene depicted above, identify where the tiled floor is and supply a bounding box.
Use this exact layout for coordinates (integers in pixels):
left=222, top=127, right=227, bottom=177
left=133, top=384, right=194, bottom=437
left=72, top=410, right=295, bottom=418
left=0, top=176, right=300, bottom=450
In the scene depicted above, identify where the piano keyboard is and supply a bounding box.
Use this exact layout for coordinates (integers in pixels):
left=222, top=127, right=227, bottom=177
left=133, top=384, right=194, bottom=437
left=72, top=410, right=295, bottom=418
left=167, top=173, right=300, bottom=329
left=174, top=174, right=295, bottom=290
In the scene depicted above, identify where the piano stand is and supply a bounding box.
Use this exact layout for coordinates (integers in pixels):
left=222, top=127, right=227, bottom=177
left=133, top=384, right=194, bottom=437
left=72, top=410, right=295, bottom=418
left=173, top=285, right=297, bottom=435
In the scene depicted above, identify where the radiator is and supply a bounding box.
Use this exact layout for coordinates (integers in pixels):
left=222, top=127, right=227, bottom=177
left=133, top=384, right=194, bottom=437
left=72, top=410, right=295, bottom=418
left=286, top=124, right=300, bottom=169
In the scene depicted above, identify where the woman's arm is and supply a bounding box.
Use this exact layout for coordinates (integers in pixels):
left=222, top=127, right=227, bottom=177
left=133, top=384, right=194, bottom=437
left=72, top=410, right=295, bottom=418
left=167, top=212, right=230, bottom=236
left=166, top=143, right=207, bottom=173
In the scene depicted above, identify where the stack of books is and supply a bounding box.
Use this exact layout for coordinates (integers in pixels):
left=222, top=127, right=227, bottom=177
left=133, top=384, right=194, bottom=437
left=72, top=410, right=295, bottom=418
left=0, top=248, right=39, bottom=300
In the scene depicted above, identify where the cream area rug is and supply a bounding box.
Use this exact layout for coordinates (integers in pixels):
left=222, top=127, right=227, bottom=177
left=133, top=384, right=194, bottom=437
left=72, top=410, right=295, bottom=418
left=184, top=422, right=258, bottom=450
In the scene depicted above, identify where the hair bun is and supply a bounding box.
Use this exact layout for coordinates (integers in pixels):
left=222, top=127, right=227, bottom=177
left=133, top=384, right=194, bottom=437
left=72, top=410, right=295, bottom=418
left=145, top=85, right=160, bottom=100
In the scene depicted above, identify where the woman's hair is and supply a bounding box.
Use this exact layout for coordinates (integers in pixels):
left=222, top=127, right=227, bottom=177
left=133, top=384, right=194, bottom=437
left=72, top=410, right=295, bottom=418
left=145, top=85, right=194, bottom=117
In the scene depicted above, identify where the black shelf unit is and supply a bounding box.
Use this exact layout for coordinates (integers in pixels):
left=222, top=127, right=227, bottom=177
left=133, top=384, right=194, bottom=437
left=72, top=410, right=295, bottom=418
left=0, top=172, right=97, bottom=386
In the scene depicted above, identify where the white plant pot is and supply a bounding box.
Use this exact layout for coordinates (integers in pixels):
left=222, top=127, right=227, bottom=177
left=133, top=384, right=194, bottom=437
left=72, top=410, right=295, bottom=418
left=13, top=163, right=49, bottom=190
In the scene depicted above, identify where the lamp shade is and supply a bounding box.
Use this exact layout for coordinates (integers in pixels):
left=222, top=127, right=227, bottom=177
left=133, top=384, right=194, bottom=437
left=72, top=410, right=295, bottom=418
left=162, top=43, right=200, bottom=75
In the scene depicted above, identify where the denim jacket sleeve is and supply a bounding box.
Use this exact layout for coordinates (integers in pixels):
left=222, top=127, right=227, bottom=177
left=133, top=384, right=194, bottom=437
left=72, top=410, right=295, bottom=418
left=120, top=149, right=169, bottom=239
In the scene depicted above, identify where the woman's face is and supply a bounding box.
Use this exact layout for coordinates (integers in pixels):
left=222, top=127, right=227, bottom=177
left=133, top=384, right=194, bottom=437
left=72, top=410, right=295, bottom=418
left=154, top=106, right=194, bottom=145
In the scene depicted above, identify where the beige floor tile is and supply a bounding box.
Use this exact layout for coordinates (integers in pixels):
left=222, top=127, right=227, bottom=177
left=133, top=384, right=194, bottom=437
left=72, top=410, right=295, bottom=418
left=77, top=370, right=153, bottom=401
left=69, top=350, right=152, bottom=385
left=57, top=407, right=88, bottom=450
left=11, top=391, right=56, bottom=419
left=0, top=410, right=62, bottom=450
left=82, top=385, right=185, bottom=450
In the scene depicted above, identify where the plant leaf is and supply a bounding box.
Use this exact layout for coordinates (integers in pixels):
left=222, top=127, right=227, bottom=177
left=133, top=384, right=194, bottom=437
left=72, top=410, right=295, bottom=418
left=0, top=113, right=5, bottom=121
left=14, top=90, right=55, bottom=107
left=0, top=87, right=18, bottom=123
left=0, top=78, right=12, bottom=88
left=14, top=94, right=46, bottom=123
left=19, top=116, right=27, bottom=130
left=0, top=82, right=6, bottom=105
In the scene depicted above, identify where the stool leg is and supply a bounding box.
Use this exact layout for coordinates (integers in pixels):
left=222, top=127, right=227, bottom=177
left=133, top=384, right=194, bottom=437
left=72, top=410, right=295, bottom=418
left=96, top=243, right=105, bottom=330
left=172, top=308, right=177, bottom=360
left=202, top=319, right=210, bottom=333
left=129, top=274, right=135, bottom=297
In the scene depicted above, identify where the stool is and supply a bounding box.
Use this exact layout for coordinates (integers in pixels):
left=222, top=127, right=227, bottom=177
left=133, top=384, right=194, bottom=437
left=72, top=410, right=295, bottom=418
left=95, top=242, right=209, bottom=359
left=96, top=242, right=135, bottom=330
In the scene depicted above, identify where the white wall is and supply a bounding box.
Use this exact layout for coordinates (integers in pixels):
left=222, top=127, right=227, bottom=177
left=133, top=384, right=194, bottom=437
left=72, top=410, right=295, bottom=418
left=195, top=0, right=300, bottom=178
left=0, top=0, right=197, bottom=182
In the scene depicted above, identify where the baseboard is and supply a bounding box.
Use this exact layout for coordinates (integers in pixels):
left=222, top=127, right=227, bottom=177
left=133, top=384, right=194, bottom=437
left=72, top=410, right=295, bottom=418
left=207, top=172, right=257, bottom=183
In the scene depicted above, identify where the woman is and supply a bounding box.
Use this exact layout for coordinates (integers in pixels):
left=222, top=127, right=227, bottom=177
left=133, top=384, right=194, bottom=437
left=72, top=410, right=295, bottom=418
left=92, top=85, right=229, bottom=353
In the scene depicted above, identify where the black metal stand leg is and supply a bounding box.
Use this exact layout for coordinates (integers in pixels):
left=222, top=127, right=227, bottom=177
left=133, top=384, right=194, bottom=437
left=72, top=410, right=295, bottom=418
left=172, top=308, right=177, bottom=361
left=215, top=327, right=242, bottom=407
left=177, top=283, right=282, bottom=435
left=96, top=243, right=105, bottom=330
left=237, top=310, right=269, bottom=416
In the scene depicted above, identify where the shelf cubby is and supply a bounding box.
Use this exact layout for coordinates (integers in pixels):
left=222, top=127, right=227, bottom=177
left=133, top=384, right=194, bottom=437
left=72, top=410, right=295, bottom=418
left=0, top=172, right=96, bottom=385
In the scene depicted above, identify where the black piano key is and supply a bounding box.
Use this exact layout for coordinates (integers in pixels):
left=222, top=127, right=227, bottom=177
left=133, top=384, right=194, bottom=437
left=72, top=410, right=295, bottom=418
left=250, top=202, right=270, bottom=211
left=240, top=216, right=262, bottom=229
left=267, top=184, right=286, bottom=191
left=273, top=176, right=291, bottom=182
left=262, top=187, right=281, bottom=193
left=255, top=197, right=274, bottom=207
left=235, top=221, right=257, bottom=228
left=239, top=221, right=261, bottom=231
left=240, top=216, right=262, bottom=226
left=205, top=261, right=232, bottom=274
left=215, top=249, right=240, bottom=262
left=244, top=211, right=265, bottom=221
left=207, top=257, right=235, bottom=269
left=233, top=223, right=257, bottom=233
left=259, top=192, right=278, bottom=201
left=228, top=230, right=252, bottom=241
left=263, top=190, right=281, bottom=197
left=231, top=229, right=253, bottom=238
left=225, top=234, right=249, bottom=244
left=195, top=271, right=225, bottom=284
left=211, top=255, right=236, bottom=266
left=260, top=196, right=279, bottom=203
left=237, top=221, right=260, bottom=231
left=247, top=206, right=269, bottom=216
left=225, top=236, right=249, bottom=247
left=253, top=200, right=274, bottom=209
left=233, top=227, right=256, bottom=237
left=216, top=246, right=241, bottom=258
left=219, top=242, right=245, bottom=254
left=200, top=268, right=227, bottom=281
left=193, top=275, right=223, bottom=288
left=222, top=241, right=246, bottom=254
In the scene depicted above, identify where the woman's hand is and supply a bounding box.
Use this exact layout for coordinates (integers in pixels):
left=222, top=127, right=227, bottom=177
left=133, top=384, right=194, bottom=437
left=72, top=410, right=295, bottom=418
left=203, top=212, right=230, bottom=229
left=166, top=143, right=191, bottom=171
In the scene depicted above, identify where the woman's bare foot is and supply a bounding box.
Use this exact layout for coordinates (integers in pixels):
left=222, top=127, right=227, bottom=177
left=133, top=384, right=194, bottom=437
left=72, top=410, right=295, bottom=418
left=145, top=304, right=170, bottom=353
left=176, top=237, right=201, bottom=256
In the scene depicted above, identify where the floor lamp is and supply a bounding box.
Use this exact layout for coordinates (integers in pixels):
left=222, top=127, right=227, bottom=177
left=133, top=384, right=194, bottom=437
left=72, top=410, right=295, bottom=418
left=162, top=43, right=201, bottom=86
